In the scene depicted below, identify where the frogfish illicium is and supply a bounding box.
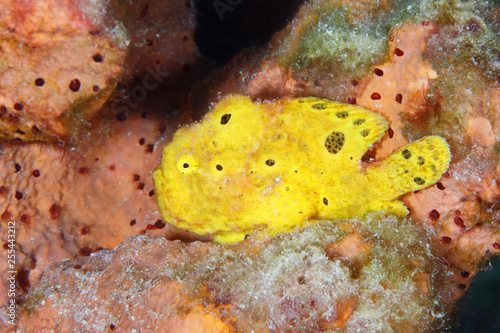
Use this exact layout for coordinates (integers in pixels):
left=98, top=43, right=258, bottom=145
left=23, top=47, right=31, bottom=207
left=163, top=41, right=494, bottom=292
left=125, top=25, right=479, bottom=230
left=153, top=95, right=450, bottom=243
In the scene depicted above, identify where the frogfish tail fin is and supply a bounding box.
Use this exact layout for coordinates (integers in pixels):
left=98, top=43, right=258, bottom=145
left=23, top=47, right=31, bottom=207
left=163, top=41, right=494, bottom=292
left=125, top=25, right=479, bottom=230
left=366, top=136, right=450, bottom=201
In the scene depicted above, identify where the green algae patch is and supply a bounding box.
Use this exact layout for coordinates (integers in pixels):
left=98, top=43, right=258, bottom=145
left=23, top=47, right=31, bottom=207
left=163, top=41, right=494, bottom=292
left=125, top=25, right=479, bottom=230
left=290, top=6, right=389, bottom=77
left=278, top=0, right=424, bottom=78
left=421, top=0, right=500, bottom=157
left=423, top=0, right=500, bottom=83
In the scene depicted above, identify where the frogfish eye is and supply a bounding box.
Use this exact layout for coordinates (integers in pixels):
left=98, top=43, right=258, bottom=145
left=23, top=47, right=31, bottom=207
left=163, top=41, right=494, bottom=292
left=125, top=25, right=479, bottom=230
left=177, top=156, right=198, bottom=174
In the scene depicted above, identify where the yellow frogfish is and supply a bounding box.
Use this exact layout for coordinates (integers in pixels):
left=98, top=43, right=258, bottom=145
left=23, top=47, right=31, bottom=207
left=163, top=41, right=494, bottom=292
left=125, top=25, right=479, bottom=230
left=153, top=95, right=450, bottom=243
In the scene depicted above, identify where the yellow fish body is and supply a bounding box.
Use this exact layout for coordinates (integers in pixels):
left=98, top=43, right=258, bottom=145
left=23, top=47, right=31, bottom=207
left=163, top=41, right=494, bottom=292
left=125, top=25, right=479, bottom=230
left=153, top=95, right=450, bottom=243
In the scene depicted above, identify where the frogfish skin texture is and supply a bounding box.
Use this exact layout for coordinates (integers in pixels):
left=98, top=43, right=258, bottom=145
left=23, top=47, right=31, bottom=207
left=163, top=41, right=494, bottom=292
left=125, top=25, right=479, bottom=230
left=153, top=95, right=450, bottom=243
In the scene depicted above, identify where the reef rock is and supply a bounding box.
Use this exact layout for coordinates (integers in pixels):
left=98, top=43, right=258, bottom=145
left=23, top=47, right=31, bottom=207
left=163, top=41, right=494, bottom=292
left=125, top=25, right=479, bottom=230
left=1, top=0, right=500, bottom=331
left=0, top=0, right=128, bottom=141
left=19, top=219, right=449, bottom=332
left=0, top=0, right=201, bottom=326
left=190, top=0, right=500, bottom=308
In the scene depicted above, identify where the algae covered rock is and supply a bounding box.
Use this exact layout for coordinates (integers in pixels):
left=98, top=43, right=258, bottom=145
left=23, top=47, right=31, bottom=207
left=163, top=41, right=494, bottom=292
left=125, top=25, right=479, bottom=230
left=3, top=0, right=500, bottom=331
left=19, top=217, right=448, bottom=332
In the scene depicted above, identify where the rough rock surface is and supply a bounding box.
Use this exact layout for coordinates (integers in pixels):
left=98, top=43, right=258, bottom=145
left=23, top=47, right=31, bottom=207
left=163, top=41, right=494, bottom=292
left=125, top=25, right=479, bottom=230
left=0, top=108, right=209, bottom=324
left=0, top=0, right=128, bottom=141
left=1, top=0, right=500, bottom=331
left=17, top=219, right=446, bottom=332
left=0, top=0, right=202, bottom=328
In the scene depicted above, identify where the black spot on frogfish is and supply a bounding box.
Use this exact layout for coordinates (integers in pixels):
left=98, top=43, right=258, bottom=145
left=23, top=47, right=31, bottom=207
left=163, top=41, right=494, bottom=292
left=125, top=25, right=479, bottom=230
left=402, top=149, right=411, bottom=159
left=414, top=177, right=425, bottom=185
left=220, top=114, right=231, bottom=125
left=336, top=111, right=349, bottom=119
left=312, top=103, right=327, bottom=110
left=325, top=131, right=345, bottom=154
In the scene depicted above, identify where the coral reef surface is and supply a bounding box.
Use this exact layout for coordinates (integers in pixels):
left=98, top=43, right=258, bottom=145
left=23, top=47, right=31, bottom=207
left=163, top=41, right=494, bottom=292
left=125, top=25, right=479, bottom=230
left=0, top=0, right=500, bottom=331
left=19, top=218, right=447, bottom=332
left=0, top=0, right=128, bottom=141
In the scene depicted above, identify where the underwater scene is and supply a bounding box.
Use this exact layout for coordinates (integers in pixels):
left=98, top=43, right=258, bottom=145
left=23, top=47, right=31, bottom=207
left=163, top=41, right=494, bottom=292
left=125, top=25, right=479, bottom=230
left=1, top=0, right=500, bottom=332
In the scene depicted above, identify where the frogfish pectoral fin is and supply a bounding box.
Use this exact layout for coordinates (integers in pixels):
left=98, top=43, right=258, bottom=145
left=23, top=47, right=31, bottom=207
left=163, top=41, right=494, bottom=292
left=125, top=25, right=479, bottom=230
left=367, top=200, right=409, bottom=217
left=214, top=232, right=247, bottom=244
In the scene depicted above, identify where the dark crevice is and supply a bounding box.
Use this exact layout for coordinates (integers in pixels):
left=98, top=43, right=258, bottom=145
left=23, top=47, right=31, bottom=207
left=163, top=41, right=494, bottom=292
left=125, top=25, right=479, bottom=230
left=194, top=0, right=305, bottom=64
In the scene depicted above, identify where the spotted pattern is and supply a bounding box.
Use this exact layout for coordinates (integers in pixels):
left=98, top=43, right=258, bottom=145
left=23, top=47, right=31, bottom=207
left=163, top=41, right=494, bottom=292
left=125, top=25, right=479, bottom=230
left=402, top=149, right=411, bottom=159
left=325, top=132, right=345, bottom=154
left=336, top=111, right=349, bottom=119
left=312, top=103, right=327, bottom=110
left=414, top=177, right=425, bottom=185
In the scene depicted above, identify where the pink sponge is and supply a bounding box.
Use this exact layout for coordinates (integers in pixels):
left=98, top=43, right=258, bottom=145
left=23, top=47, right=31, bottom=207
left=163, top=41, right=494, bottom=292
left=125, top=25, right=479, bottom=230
left=0, top=0, right=128, bottom=141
